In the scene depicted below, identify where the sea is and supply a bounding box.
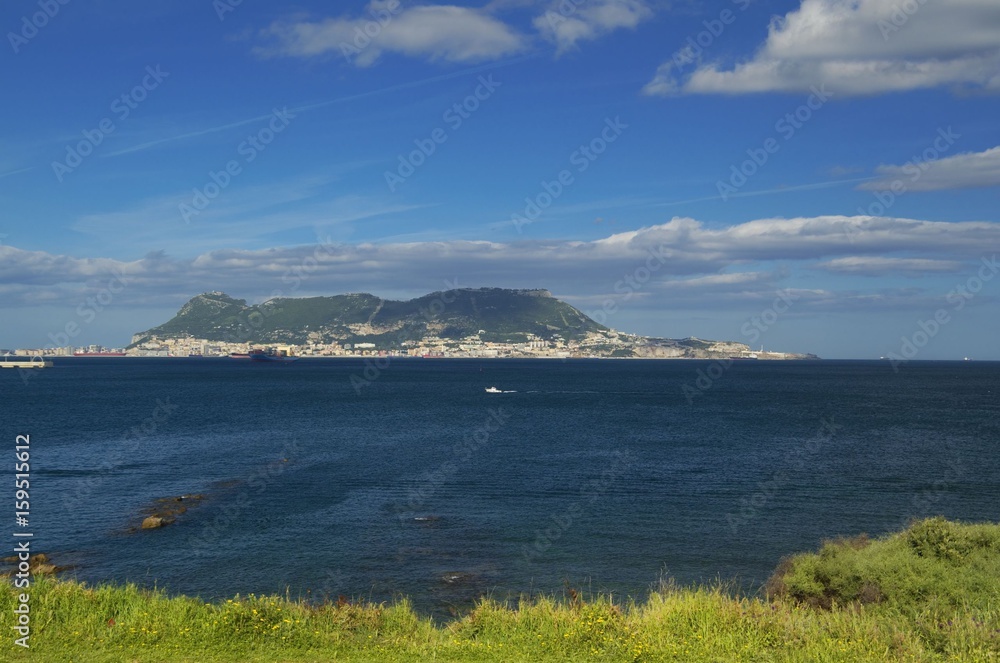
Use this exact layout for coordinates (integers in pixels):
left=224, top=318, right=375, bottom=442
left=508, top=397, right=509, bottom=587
left=4, top=358, right=998, bottom=619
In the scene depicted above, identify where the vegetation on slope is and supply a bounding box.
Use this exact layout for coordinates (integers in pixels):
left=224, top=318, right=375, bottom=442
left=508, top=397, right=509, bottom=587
left=130, top=288, right=607, bottom=347
left=131, top=292, right=252, bottom=345
left=3, top=518, right=999, bottom=661
left=767, top=516, right=1000, bottom=611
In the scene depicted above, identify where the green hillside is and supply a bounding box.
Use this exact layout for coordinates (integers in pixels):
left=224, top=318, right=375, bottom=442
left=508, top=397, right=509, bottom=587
left=130, top=288, right=607, bottom=347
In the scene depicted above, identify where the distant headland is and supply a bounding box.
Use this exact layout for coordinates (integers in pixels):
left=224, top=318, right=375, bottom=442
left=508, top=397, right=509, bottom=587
left=103, top=288, right=815, bottom=360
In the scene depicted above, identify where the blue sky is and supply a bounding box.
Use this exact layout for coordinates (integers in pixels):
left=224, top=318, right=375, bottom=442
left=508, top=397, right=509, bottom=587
left=2, top=0, right=999, bottom=358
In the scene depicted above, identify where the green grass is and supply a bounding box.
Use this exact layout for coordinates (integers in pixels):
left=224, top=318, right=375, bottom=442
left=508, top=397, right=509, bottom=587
left=4, top=518, right=1000, bottom=661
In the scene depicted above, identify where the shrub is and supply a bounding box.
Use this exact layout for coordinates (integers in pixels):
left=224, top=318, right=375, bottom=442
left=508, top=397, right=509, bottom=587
left=906, top=517, right=969, bottom=562
left=767, top=517, right=1000, bottom=611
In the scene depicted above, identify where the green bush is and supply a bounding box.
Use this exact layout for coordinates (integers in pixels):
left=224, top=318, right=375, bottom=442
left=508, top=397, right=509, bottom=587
left=769, top=517, right=1000, bottom=612
left=906, top=517, right=971, bottom=562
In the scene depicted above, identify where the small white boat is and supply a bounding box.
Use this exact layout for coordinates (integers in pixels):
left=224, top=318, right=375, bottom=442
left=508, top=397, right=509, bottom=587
left=485, top=387, right=502, bottom=393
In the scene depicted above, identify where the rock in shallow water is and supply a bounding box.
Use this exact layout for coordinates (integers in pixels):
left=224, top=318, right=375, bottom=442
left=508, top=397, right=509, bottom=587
left=141, top=515, right=173, bottom=530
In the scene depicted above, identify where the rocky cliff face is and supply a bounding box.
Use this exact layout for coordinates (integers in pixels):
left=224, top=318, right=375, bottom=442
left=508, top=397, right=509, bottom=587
left=130, top=288, right=607, bottom=346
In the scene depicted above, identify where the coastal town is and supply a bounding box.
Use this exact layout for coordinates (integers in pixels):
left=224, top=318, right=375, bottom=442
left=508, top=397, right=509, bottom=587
left=4, top=329, right=806, bottom=361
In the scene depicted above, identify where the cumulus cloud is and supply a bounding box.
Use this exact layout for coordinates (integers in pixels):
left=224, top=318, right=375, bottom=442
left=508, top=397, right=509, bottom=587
left=3, top=216, right=998, bottom=314
left=533, top=0, right=653, bottom=53
left=644, top=0, right=1000, bottom=96
left=257, top=2, right=527, bottom=66
left=256, top=1, right=653, bottom=66
left=860, top=145, right=1000, bottom=192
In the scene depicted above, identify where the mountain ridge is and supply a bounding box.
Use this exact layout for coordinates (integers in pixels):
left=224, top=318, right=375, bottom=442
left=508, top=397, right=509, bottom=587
left=129, top=288, right=817, bottom=359
left=131, top=288, right=607, bottom=347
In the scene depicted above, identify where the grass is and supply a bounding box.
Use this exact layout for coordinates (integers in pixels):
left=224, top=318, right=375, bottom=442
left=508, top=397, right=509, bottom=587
left=3, top=517, right=1000, bottom=661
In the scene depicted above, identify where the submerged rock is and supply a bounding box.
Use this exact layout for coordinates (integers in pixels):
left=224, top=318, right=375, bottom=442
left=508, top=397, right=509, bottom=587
left=135, top=493, right=206, bottom=532
left=0, top=552, right=70, bottom=576
left=140, top=516, right=173, bottom=530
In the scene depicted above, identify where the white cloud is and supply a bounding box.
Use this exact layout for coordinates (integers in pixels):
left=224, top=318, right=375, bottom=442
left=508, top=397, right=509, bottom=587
left=257, top=1, right=653, bottom=66
left=3, top=216, right=998, bottom=313
left=533, top=0, right=653, bottom=53
left=257, top=3, right=527, bottom=66
left=644, top=0, right=1000, bottom=96
left=860, top=145, right=1000, bottom=192
left=816, top=257, right=965, bottom=276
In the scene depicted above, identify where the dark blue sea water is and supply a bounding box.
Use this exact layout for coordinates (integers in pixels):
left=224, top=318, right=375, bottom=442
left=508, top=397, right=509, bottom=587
left=3, top=358, right=999, bottom=618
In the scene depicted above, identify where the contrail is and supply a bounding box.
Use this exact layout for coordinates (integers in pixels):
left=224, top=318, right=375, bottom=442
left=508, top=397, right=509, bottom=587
left=103, top=55, right=536, bottom=158
left=0, top=166, right=35, bottom=180
left=649, top=176, right=878, bottom=207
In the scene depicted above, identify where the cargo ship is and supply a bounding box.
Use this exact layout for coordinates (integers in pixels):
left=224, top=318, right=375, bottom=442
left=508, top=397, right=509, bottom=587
left=249, top=348, right=298, bottom=363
